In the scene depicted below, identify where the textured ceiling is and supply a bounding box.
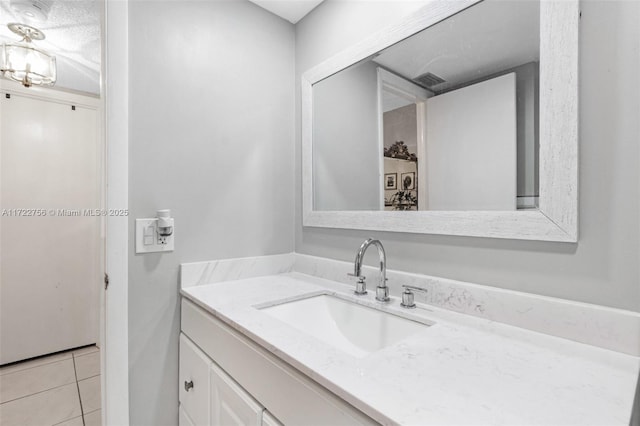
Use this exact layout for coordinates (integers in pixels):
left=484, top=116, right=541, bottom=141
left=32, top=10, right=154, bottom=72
left=0, top=0, right=101, bottom=94
left=0, top=0, right=320, bottom=94
left=374, top=0, right=539, bottom=92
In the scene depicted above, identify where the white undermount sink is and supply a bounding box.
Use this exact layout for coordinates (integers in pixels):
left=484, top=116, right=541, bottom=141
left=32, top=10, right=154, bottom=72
left=260, top=294, right=431, bottom=357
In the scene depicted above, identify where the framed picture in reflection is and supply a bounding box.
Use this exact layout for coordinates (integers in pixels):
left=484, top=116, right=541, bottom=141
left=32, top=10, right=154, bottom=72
left=401, top=172, right=415, bottom=190
left=385, top=173, right=397, bottom=190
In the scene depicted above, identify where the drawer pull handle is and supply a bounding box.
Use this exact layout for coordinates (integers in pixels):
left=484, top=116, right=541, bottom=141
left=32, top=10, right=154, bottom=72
left=184, top=380, right=194, bottom=392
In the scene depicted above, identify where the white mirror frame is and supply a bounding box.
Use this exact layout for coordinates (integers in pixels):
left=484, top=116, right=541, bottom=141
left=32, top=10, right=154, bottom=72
left=302, top=0, right=578, bottom=242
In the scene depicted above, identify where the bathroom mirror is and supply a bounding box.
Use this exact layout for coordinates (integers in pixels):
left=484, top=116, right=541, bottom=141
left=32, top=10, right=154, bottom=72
left=302, top=0, right=578, bottom=241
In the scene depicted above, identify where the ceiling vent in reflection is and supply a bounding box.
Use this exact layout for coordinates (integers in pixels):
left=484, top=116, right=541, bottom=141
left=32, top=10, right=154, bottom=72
left=413, top=72, right=446, bottom=89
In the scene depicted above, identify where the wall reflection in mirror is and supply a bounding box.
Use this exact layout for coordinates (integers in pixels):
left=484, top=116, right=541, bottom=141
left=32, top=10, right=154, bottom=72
left=312, top=0, right=540, bottom=211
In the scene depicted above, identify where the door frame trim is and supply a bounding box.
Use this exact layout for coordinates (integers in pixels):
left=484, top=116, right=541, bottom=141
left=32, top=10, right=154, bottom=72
left=104, top=0, right=130, bottom=424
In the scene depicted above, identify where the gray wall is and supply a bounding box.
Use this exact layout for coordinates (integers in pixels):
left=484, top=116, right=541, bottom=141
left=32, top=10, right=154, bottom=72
left=295, top=0, right=640, bottom=312
left=313, top=60, right=380, bottom=210
left=514, top=62, right=539, bottom=199
left=128, top=1, right=295, bottom=424
left=384, top=103, right=417, bottom=153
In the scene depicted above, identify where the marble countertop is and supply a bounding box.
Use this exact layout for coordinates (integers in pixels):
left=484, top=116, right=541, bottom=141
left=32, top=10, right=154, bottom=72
left=181, top=272, right=639, bottom=425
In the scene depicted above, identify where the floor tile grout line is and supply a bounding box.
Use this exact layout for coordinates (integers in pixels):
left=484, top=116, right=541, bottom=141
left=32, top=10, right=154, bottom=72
left=0, top=346, right=98, bottom=425
left=0, top=345, right=97, bottom=375
left=0, top=373, right=104, bottom=404
left=52, top=414, right=84, bottom=426
left=0, top=350, right=99, bottom=379
left=72, top=353, right=86, bottom=426
left=0, top=354, right=74, bottom=377
left=74, top=351, right=101, bottom=382
left=72, top=348, right=100, bottom=358
left=76, top=373, right=101, bottom=382
left=0, top=346, right=99, bottom=372
left=74, top=351, right=100, bottom=358
left=83, top=406, right=101, bottom=423
left=0, top=378, right=78, bottom=405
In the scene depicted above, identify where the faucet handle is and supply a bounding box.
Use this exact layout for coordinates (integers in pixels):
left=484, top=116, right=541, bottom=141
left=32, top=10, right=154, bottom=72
left=401, top=285, right=428, bottom=308
left=347, top=273, right=368, bottom=295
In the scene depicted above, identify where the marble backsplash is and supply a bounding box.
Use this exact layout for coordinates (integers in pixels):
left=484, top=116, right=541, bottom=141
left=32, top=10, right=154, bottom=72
left=181, top=253, right=294, bottom=288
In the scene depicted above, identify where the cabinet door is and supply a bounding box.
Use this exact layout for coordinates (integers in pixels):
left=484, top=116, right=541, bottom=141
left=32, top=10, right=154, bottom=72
left=211, top=361, right=264, bottom=425
left=262, top=410, right=283, bottom=426
left=179, top=334, right=211, bottom=426
left=179, top=404, right=196, bottom=426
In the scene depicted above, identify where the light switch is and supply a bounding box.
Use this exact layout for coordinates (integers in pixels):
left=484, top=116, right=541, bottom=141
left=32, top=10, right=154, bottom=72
left=136, top=218, right=174, bottom=253
left=143, top=224, right=155, bottom=245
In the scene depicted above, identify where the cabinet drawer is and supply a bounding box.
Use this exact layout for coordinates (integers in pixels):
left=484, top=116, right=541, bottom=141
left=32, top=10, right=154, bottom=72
left=179, top=334, right=211, bottom=426
left=211, top=361, right=264, bottom=425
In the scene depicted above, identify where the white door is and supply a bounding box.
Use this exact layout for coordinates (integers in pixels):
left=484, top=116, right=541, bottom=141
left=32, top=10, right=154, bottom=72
left=211, top=361, right=264, bottom=426
left=0, top=90, right=101, bottom=364
left=425, top=73, right=517, bottom=210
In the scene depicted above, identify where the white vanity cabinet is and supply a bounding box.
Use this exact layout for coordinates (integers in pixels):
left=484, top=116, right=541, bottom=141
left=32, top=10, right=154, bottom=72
left=261, top=411, right=283, bottom=426
left=180, top=333, right=267, bottom=426
left=210, top=361, right=264, bottom=425
left=180, top=299, right=377, bottom=425
left=179, top=334, right=212, bottom=426
left=179, top=404, right=196, bottom=426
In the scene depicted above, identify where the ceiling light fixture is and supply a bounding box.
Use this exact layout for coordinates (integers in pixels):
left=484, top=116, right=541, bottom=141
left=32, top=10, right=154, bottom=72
left=1, top=23, right=56, bottom=87
left=10, top=0, right=53, bottom=23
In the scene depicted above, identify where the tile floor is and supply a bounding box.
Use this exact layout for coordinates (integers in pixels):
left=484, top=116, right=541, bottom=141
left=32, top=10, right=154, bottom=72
left=0, top=346, right=101, bottom=426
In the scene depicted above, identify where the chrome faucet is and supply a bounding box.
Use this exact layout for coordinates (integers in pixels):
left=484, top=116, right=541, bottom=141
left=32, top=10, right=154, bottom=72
left=348, top=238, right=390, bottom=302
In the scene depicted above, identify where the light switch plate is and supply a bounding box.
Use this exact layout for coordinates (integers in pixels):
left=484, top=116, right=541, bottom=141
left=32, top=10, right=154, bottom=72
left=135, top=218, right=175, bottom=253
